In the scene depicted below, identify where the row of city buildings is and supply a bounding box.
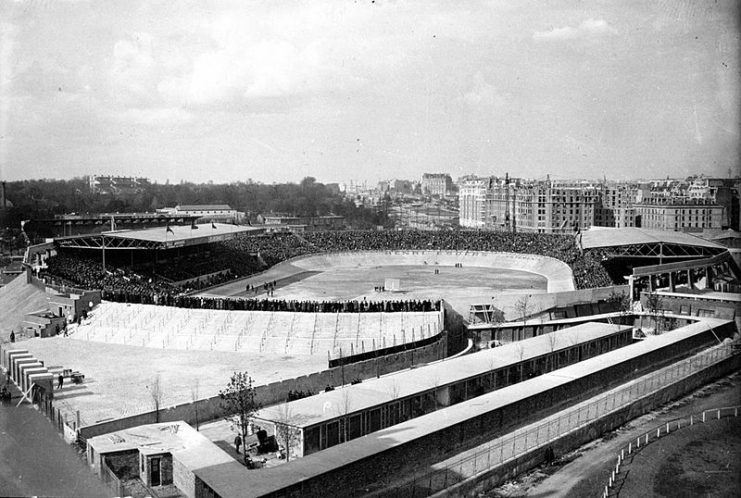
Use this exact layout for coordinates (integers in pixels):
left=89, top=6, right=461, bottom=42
left=458, top=175, right=740, bottom=233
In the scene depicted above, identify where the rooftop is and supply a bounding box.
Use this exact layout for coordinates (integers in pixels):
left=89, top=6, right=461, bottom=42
left=581, top=227, right=725, bottom=251
left=254, top=322, right=631, bottom=429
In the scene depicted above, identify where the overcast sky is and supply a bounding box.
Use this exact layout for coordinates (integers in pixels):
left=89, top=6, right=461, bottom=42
left=1, top=0, right=738, bottom=185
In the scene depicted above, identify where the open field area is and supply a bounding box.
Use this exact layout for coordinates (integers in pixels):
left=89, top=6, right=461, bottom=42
left=21, top=337, right=327, bottom=426
left=204, top=259, right=549, bottom=317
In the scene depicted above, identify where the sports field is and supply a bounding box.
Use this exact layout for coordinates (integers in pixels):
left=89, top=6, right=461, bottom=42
left=204, top=264, right=548, bottom=317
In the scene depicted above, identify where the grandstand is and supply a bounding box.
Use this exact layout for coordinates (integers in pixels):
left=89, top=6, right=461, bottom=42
left=74, top=302, right=442, bottom=358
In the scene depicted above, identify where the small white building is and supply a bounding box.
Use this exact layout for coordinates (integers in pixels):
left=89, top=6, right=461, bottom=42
left=86, top=421, right=240, bottom=498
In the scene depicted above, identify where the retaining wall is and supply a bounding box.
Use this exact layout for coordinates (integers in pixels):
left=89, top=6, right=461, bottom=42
left=438, top=352, right=741, bottom=497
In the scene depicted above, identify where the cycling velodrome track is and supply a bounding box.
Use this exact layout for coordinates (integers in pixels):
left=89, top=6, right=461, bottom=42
left=16, top=251, right=568, bottom=426
left=202, top=250, right=574, bottom=316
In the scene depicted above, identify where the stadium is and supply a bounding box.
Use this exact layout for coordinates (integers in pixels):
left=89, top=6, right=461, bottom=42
left=1, top=225, right=739, bottom=498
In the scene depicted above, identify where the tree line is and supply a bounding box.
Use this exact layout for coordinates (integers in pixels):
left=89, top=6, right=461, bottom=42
left=0, top=176, right=388, bottom=237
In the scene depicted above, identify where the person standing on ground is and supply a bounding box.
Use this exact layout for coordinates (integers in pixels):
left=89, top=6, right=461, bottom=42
left=9, top=330, right=15, bottom=342
left=234, top=434, right=242, bottom=454
left=57, top=374, right=64, bottom=390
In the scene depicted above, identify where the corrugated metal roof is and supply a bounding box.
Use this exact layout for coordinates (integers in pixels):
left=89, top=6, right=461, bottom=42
left=581, top=227, right=725, bottom=250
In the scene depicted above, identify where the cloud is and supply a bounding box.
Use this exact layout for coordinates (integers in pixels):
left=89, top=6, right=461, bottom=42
left=533, top=18, right=617, bottom=41
left=118, top=107, right=193, bottom=126
left=461, top=72, right=505, bottom=108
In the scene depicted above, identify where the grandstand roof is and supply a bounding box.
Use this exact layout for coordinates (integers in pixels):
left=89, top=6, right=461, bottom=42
left=581, top=227, right=724, bottom=251
left=175, top=204, right=233, bottom=211
left=253, top=322, right=630, bottom=429
left=57, top=223, right=264, bottom=250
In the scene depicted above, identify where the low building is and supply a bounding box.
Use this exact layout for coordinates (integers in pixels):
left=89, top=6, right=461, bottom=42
left=161, top=205, right=244, bottom=224
left=88, top=175, right=151, bottom=195
left=259, top=214, right=345, bottom=231
left=86, top=421, right=239, bottom=498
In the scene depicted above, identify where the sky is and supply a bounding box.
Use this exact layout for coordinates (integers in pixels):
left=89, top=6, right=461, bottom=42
left=0, top=0, right=739, bottom=185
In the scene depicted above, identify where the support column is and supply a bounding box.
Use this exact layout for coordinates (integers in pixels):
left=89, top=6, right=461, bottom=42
left=687, top=269, right=693, bottom=289
left=705, top=266, right=713, bottom=289
left=668, top=271, right=675, bottom=292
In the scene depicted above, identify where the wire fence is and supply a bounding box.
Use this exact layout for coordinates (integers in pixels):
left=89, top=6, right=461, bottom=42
left=601, top=405, right=740, bottom=498
left=387, top=343, right=737, bottom=497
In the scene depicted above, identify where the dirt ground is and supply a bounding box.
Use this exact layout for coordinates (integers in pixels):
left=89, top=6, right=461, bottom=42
left=484, top=372, right=741, bottom=498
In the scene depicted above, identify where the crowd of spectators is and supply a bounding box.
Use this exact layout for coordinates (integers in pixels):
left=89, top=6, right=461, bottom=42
left=41, top=230, right=614, bottom=309
left=175, top=295, right=440, bottom=313
left=223, top=230, right=614, bottom=289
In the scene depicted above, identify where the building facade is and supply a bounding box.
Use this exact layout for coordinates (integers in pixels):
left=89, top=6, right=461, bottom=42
left=88, top=175, right=151, bottom=195
left=422, top=173, right=453, bottom=197
left=634, top=197, right=724, bottom=232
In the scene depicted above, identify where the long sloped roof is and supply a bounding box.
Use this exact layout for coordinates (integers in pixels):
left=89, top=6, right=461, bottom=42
left=581, top=227, right=725, bottom=250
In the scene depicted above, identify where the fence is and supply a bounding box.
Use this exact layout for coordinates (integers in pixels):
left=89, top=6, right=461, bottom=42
left=601, top=404, right=740, bottom=497
left=386, top=343, right=737, bottom=497
left=100, top=459, right=126, bottom=497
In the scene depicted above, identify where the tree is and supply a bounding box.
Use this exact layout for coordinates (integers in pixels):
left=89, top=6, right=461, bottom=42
left=645, top=292, right=664, bottom=334
left=514, top=341, right=526, bottom=382
left=513, top=295, right=532, bottom=327
left=607, top=289, right=631, bottom=315
left=148, top=374, right=164, bottom=423
left=546, top=332, right=559, bottom=372
left=274, top=402, right=302, bottom=462
left=220, top=371, right=261, bottom=466
left=191, top=378, right=200, bottom=431
left=336, top=389, right=353, bottom=443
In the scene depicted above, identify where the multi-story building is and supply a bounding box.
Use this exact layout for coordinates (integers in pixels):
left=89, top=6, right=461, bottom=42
left=634, top=197, right=723, bottom=232
left=88, top=175, right=151, bottom=195
left=458, top=178, right=489, bottom=228
left=422, top=173, right=453, bottom=197
left=595, top=182, right=637, bottom=228
left=458, top=177, right=597, bottom=233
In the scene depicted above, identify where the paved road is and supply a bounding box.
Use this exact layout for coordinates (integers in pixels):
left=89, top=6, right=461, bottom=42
left=0, top=371, right=109, bottom=498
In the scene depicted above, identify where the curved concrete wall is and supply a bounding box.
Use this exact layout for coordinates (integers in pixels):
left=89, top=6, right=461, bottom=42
left=280, top=250, right=576, bottom=293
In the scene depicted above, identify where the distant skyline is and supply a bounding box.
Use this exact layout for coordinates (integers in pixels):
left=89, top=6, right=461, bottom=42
left=1, top=0, right=739, bottom=185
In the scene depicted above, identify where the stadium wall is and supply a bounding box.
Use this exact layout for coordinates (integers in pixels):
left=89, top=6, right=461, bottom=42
left=76, top=333, right=447, bottom=443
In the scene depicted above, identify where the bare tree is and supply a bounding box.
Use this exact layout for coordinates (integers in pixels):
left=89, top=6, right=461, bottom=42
left=220, top=371, right=261, bottom=466
left=191, top=378, right=200, bottom=431
left=546, top=332, right=558, bottom=372
left=149, top=374, right=164, bottom=423
left=514, top=341, right=526, bottom=381
left=645, top=292, right=664, bottom=334
left=514, top=295, right=532, bottom=326
left=336, top=389, right=353, bottom=443
left=607, top=289, right=631, bottom=315
left=274, top=402, right=302, bottom=462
